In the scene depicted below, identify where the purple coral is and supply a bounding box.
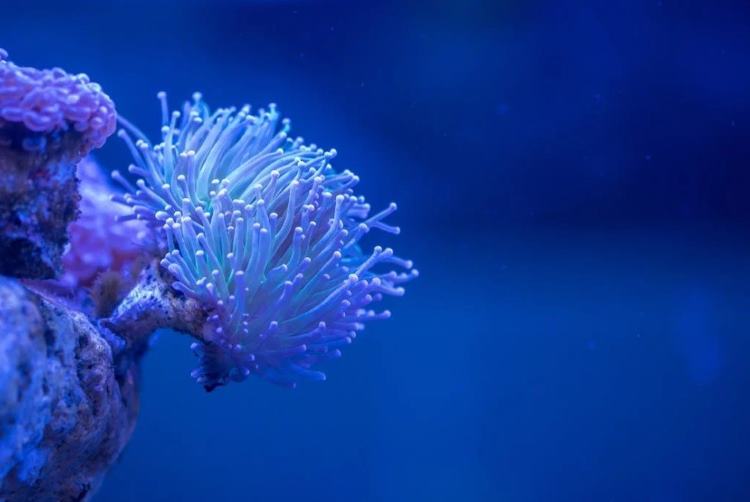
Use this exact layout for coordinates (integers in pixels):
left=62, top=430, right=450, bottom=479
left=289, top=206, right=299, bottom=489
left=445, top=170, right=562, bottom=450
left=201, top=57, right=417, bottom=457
left=0, top=49, right=117, bottom=278
left=114, top=92, right=417, bottom=389
left=0, top=48, right=115, bottom=155
left=61, top=156, right=152, bottom=290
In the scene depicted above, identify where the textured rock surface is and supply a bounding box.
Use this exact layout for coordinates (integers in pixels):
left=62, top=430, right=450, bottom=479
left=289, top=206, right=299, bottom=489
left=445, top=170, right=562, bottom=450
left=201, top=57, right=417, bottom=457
left=103, top=261, right=205, bottom=349
left=0, top=144, right=81, bottom=279
left=0, top=277, right=141, bottom=501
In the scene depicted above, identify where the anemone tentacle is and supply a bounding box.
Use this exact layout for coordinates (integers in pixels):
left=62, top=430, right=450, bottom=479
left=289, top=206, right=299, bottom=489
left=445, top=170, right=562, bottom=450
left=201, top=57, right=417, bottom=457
left=114, top=92, right=417, bottom=389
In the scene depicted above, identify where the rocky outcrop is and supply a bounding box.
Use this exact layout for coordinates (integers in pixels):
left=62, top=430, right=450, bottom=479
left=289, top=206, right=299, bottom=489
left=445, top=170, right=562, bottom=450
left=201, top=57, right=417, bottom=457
left=0, top=278, right=141, bottom=501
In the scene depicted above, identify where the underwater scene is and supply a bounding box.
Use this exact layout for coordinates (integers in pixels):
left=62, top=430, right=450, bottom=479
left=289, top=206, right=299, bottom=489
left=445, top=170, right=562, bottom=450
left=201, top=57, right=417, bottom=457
left=1, top=0, right=749, bottom=500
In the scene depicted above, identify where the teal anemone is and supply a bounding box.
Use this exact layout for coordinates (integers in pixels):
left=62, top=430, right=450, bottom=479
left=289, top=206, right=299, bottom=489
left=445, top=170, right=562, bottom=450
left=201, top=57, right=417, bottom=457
left=114, top=93, right=417, bottom=389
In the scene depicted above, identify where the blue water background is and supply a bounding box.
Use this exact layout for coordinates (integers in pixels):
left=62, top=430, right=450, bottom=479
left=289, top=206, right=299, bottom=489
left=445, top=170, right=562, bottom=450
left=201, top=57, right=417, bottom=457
left=4, top=1, right=750, bottom=500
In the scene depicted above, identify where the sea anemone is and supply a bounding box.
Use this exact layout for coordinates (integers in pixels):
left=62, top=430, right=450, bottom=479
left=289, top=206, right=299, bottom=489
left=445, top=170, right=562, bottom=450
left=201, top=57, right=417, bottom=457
left=114, top=92, right=417, bottom=389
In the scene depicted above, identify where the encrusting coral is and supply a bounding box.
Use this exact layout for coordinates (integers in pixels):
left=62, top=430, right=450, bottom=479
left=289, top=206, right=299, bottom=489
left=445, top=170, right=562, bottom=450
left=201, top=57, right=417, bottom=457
left=108, top=92, right=418, bottom=389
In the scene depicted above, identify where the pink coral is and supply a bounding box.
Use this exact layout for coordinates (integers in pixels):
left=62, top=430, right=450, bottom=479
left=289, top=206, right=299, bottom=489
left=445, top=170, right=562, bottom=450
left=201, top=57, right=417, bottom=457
left=0, top=48, right=115, bottom=156
left=61, top=157, right=152, bottom=289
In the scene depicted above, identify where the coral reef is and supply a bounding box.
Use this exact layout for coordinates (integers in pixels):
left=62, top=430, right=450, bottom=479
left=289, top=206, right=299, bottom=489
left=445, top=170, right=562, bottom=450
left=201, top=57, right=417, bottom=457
left=108, top=93, right=417, bottom=389
left=0, top=50, right=137, bottom=501
left=0, top=49, right=116, bottom=279
left=0, top=47, right=416, bottom=499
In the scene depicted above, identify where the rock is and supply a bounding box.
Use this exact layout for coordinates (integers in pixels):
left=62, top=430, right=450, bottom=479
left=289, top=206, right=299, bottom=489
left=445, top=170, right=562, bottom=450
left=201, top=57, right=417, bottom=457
left=0, top=277, right=140, bottom=502
left=0, top=145, right=81, bottom=279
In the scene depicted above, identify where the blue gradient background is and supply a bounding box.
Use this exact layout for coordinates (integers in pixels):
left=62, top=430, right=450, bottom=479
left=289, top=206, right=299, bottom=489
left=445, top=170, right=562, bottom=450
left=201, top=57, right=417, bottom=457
left=4, top=1, right=750, bottom=500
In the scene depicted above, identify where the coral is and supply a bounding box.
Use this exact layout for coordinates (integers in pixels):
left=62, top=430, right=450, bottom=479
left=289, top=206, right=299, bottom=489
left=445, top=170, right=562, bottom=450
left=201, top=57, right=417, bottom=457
left=112, top=92, right=417, bottom=389
left=60, top=156, right=151, bottom=291
left=0, top=50, right=141, bottom=501
left=0, top=49, right=116, bottom=279
left=0, top=48, right=115, bottom=155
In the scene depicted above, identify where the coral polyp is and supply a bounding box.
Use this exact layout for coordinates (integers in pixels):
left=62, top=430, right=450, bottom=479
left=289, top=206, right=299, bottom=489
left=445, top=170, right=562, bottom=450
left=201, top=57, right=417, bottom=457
left=114, top=92, right=417, bottom=389
left=0, top=48, right=115, bottom=155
